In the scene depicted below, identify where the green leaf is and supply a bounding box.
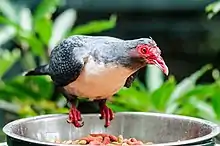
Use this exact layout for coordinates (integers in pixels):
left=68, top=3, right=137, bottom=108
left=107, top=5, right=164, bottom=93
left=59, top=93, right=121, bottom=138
left=131, top=79, right=148, bottom=93
left=166, top=64, right=213, bottom=113
left=0, top=0, right=17, bottom=22
left=0, top=15, right=20, bottom=29
left=0, top=76, right=52, bottom=102
left=0, top=100, right=20, bottom=114
left=0, top=26, right=16, bottom=46
left=69, top=15, right=117, bottom=35
left=212, top=87, right=220, bottom=120
left=0, top=87, right=29, bottom=101
left=175, top=100, right=198, bottom=117
left=0, top=77, right=32, bottom=101
left=212, top=69, right=220, bottom=80
left=35, top=17, right=52, bottom=44
left=0, top=49, right=20, bottom=77
left=18, top=32, right=48, bottom=64
left=146, top=65, right=164, bottom=92
left=205, top=1, right=220, bottom=19
left=190, top=97, right=215, bottom=121
left=19, top=7, right=32, bottom=32
left=113, top=80, right=150, bottom=111
left=4, top=83, right=40, bottom=99
left=49, top=9, right=76, bottom=49
left=177, top=84, right=216, bottom=102
left=24, top=76, right=53, bottom=100
left=206, top=1, right=220, bottom=13
left=20, top=51, right=37, bottom=70
left=34, top=0, right=61, bottom=21
left=150, top=76, right=176, bottom=111
left=175, top=97, right=215, bottom=120
left=107, top=103, right=130, bottom=112
left=33, top=0, right=61, bottom=48
left=19, top=33, right=44, bottom=56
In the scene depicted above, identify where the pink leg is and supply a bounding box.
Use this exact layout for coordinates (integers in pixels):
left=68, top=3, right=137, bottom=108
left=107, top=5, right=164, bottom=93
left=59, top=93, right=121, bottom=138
left=59, top=87, right=83, bottom=128
left=98, top=99, right=114, bottom=127
left=67, top=104, right=84, bottom=127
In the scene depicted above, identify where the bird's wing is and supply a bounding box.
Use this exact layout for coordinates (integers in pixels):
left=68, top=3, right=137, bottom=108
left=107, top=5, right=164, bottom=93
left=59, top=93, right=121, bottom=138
left=49, top=38, right=86, bottom=87
left=124, top=72, right=138, bottom=88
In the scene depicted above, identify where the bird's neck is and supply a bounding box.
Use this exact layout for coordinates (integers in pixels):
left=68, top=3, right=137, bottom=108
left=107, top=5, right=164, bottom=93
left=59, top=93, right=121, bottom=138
left=117, top=40, right=147, bottom=70
left=93, top=40, right=146, bottom=71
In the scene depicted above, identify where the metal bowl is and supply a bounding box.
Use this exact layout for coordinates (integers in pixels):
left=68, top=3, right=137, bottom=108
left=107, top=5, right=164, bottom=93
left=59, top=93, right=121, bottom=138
left=2, top=112, right=220, bottom=146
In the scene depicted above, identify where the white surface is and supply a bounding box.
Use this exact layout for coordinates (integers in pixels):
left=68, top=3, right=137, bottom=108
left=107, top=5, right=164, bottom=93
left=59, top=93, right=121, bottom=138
left=0, top=142, right=7, bottom=146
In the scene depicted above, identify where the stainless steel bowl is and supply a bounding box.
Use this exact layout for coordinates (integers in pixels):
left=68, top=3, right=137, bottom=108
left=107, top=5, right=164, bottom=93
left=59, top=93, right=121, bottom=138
left=2, top=112, right=220, bottom=146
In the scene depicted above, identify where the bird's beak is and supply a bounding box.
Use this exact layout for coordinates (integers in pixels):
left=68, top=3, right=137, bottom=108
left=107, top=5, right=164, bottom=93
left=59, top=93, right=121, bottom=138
left=153, top=56, right=169, bottom=76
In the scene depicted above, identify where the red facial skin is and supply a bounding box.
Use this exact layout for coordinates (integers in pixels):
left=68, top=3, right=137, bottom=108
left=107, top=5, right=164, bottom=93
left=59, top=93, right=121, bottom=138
left=136, top=43, right=169, bottom=75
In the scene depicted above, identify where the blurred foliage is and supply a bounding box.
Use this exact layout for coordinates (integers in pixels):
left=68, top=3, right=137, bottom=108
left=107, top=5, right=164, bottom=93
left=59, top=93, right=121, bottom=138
left=0, top=49, right=20, bottom=79
left=109, top=64, right=220, bottom=125
left=206, top=0, right=220, bottom=19
left=0, top=0, right=116, bottom=118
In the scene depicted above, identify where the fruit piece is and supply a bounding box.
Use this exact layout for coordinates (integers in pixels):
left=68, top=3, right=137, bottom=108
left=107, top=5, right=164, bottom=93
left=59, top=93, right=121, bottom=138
left=103, top=136, right=111, bottom=145
left=89, top=140, right=102, bottom=145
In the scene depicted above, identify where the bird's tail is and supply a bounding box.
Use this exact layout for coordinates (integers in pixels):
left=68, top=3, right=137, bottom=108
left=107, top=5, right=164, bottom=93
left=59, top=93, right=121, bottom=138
left=23, top=65, right=50, bottom=76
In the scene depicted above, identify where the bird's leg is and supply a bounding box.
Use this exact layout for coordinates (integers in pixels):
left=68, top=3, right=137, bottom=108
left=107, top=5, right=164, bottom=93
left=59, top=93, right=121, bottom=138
left=59, top=87, right=83, bottom=127
left=97, top=99, right=114, bottom=127
left=67, top=98, right=84, bottom=127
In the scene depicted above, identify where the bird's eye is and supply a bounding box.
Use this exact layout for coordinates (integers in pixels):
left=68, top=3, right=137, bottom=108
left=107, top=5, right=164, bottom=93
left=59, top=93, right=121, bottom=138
left=141, top=47, right=147, bottom=54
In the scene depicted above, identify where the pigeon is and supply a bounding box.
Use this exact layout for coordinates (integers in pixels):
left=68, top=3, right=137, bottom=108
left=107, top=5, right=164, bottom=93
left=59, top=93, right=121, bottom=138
left=24, top=35, right=169, bottom=128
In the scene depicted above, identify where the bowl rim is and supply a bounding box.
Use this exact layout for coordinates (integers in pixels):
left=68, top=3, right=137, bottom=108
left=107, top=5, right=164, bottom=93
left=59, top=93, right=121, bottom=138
left=2, top=112, right=220, bottom=146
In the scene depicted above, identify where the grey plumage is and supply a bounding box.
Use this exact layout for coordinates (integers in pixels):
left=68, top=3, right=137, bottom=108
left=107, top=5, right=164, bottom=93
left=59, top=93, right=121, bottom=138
left=25, top=35, right=150, bottom=87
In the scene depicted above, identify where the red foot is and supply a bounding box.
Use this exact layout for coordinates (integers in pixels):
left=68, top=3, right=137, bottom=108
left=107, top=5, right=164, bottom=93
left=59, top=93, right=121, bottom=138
left=99, top=101, right=114, bottom=127
left=67, top=105, right=84, bottom=127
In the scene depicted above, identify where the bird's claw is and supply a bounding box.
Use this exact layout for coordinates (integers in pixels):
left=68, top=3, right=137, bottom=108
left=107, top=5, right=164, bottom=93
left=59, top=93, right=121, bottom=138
left=66, top=119, right=84, bottom=127
left=99, top=104, right=114, bottom=128
left=67, top=106, right=84, bottom=128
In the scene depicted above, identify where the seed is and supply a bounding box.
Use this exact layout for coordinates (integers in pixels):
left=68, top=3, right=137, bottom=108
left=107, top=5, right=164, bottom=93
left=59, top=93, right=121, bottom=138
left=145, top=142, right=154, bottom=145
left=80, top=136, right=94, bottom=143
left=61, top=140, right=66, bottom=144
left=106, top=144, right=116, bottom=146
left=132, top=141, right=144, bottom=145
left=54, top=139, right=61, bottom=143
left=122, top=143, right=129, bottom=146
left=65, top=140, right=72, bottom=144
left=78, top=139, right=87, bottom=145
left=52, top=133, right=154, bottom=145
left=118, top=135, right=123, bottom=143
left=111, top=141, right=121, bottom=145
left=73, top=139, right=79, bottom=144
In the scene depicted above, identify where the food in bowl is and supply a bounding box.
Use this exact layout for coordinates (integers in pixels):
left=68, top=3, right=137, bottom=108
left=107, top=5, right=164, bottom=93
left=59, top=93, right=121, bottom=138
left=53, top=133, right=153, bottom=145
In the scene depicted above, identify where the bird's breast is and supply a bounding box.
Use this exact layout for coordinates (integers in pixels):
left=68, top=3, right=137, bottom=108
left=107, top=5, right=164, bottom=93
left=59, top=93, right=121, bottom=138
left=64, top=56, right=134, bottom=100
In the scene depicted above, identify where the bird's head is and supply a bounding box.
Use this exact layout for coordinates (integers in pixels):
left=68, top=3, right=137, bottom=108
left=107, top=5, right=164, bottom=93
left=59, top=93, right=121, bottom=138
left=128, top=37, right=169, bottom=76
